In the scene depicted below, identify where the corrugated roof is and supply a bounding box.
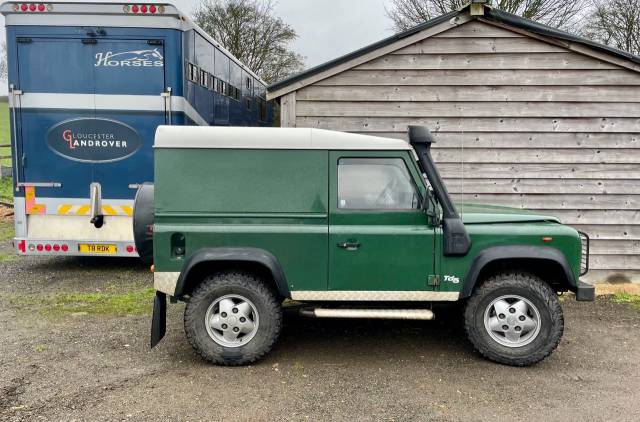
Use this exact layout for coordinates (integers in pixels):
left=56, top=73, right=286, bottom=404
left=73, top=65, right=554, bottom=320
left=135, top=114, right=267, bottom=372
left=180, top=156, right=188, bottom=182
left=268, top=4, right=640, bottom=96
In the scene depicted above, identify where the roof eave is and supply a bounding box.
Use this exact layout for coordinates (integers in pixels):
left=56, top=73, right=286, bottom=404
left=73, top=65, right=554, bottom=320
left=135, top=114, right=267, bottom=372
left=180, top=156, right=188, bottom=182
left=267, top=3, right=640, bottom=100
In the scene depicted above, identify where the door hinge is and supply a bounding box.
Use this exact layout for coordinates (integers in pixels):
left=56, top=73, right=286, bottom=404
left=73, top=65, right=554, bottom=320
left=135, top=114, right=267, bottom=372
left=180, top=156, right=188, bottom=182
left=427, top=275, right=440, bottom=287
left=82, top=38, right=98, bottom=45
left=17, top=37, right=32, bottom=44
left=147, top=39, right=163, bottom=45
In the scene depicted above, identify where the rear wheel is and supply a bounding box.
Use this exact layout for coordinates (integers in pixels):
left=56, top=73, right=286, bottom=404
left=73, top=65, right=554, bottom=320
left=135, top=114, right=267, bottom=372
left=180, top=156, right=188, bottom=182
left=464, top=272, right=564, bottom=366
left=184, top=271, right=282, bottom=366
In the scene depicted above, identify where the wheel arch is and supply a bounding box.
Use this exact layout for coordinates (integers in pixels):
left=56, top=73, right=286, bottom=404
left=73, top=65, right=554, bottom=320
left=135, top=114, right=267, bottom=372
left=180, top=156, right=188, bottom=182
left=175, top=247, right=290, bottom=299
left=460, top=245, right=577, bottom=299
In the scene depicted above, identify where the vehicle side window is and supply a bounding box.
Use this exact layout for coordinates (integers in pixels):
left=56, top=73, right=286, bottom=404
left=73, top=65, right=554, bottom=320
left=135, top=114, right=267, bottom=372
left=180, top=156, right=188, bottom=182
left=338, top=158, right=420, bottom=210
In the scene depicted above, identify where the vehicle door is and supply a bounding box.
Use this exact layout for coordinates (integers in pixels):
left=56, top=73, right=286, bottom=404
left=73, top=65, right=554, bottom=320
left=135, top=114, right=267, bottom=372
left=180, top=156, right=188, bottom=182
left=328, top=150, right=437, bottom=293
left=15, top=37, right=95, bottom=200
left=91, top=38, right=166, bottom=200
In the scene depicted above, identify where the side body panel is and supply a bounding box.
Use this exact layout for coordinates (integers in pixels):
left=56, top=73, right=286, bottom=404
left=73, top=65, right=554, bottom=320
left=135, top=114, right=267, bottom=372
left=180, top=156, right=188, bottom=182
left=153, top=148, right=329, bottom=292
left=437, top=222, right=583, bottom=293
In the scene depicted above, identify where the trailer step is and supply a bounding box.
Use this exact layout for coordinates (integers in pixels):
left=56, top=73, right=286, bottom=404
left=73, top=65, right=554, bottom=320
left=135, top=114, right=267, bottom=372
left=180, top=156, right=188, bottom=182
left=300, top=308, right=434, bottom=320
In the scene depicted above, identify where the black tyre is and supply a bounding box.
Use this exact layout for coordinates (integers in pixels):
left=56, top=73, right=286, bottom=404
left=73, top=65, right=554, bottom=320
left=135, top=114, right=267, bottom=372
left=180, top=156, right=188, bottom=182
left=184, top=271, right=282, bottom=366
left=463, top=272, right=564, bottom=366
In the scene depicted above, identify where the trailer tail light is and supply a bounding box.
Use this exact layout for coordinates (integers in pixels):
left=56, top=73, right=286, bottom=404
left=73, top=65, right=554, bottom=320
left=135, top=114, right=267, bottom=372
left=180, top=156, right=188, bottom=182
left=61, top=244, right=69, bottom=252
left=126, top=245, right=135, bottom=253
left=17, top=240, right=26, bottom=253
left=36, top=244, right=43, bottom=251
left=53, top=244, right=60, bottom=252
left=13, top=3, right=52, bottom=12
left=123, top=4, right=164, bottom=14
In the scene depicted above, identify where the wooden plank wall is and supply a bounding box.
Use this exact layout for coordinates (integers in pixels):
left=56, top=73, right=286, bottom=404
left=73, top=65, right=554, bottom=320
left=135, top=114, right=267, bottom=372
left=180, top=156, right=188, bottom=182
left=289, top=21, right=640, bottom=283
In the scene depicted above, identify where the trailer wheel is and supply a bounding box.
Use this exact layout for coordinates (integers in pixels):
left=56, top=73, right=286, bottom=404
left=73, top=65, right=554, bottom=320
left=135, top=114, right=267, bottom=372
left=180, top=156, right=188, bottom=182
left=463, top=272, right=564, bottom=366
left=184, top=271, right=282, bottom=366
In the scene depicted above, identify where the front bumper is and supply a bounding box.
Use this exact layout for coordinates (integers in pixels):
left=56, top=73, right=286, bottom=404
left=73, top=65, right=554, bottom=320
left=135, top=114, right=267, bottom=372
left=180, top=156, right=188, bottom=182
left=575, top=280, right=595, bottom=302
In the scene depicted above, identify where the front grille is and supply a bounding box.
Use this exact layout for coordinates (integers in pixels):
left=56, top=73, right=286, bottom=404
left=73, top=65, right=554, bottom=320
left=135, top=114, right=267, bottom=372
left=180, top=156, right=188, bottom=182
left=578, top=231, right=589, bottom=276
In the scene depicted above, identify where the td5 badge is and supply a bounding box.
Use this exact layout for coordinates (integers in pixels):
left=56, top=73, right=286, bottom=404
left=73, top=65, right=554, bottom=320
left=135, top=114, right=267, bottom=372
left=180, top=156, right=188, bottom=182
left=444, top=275, right=461, bottom=284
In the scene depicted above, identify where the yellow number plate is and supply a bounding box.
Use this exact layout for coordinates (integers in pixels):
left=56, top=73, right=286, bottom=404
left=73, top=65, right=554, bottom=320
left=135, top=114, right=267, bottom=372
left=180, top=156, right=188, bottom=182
left=78, top=244, right=117, bottom=254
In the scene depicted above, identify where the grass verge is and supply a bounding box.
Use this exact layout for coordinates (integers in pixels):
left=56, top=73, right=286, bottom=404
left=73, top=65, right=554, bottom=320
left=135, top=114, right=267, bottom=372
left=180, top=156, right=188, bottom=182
left=0, top=101, right=10, bottom=167
left=0, top=177, right=12, bottom=204
left=11, top=288, right=156, bottom=317
left=0, top=221, right=14, bottom=241
left=612, top=293, right=640, bottom=310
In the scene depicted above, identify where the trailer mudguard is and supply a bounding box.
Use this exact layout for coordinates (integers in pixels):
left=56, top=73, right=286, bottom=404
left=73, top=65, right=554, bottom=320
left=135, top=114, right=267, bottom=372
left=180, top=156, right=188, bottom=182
left=174, top=247, right=290, bottom=298
left=460, top=245, right=577, bottom=299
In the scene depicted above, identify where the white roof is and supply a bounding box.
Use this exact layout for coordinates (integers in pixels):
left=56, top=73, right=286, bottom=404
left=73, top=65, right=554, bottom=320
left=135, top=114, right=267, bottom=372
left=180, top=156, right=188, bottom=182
left=154, top=126, right=412, bottom=151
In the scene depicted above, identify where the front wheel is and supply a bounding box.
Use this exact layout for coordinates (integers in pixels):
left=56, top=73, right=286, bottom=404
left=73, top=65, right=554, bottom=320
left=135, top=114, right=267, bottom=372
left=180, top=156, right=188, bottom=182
left=464, top=272, right=564, bottom=366
left=184, top=271, right=282, bottom=366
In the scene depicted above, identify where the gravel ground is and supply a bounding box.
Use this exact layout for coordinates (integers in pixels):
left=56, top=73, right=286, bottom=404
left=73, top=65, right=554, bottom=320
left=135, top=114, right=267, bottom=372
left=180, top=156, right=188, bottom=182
left=0, top=223, right=639, bottom=421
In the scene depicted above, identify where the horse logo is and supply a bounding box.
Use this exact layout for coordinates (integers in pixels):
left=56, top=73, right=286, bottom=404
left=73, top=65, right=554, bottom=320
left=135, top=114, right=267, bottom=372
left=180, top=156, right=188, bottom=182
left=95, top=49, right=164, bottom=67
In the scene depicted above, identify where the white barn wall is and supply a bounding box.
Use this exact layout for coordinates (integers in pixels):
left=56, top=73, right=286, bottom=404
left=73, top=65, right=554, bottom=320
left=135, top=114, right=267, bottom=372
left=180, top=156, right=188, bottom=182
left=279, top=20, right=640, bottom=283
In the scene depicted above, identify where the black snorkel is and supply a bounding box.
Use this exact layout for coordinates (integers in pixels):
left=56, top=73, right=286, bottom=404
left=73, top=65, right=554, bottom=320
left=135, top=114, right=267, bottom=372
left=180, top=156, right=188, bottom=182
left=409, top=126, right=471, bottom=257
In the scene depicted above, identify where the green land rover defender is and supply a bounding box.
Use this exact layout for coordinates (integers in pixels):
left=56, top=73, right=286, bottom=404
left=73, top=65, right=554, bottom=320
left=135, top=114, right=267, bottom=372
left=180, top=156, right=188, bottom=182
left=135, top=125, right=594, bottom=367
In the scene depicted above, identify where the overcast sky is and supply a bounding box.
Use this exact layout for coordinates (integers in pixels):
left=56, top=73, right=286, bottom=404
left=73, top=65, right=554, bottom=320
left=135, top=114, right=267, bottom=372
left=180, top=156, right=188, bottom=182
left=0, top=0, right=394, bottom=94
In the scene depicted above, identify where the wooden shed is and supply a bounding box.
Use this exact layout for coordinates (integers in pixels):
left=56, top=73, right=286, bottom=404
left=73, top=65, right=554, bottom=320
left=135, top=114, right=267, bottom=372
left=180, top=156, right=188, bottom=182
left=267, top=3, right=640, bottom=284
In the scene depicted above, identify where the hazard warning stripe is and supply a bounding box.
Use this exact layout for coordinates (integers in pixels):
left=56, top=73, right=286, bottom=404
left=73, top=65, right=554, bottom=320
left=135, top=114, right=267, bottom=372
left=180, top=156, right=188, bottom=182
left=25, top=186, right=46, bottom=215
left=56, top=204, right=133, bottom=216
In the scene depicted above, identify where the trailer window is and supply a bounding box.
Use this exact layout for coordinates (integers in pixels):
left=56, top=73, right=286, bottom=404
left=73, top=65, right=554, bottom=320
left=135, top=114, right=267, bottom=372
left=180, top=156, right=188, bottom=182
left=338, top=158, right=420, bottom=210
left=200, top=69, right=209, bottom=87
left=187, top=62, right=199, bottom=83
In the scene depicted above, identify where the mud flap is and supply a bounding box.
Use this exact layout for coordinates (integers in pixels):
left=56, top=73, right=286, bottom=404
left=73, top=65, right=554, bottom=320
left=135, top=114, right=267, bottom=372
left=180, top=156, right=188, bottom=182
left=151, top=291, right=166, bottom=348
left=576, top=281, right=595, bottom=302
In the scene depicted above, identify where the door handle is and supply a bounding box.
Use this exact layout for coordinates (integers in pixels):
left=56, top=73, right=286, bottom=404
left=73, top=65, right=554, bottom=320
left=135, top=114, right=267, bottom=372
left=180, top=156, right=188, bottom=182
left=337, top=241, right=361, bottom=251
